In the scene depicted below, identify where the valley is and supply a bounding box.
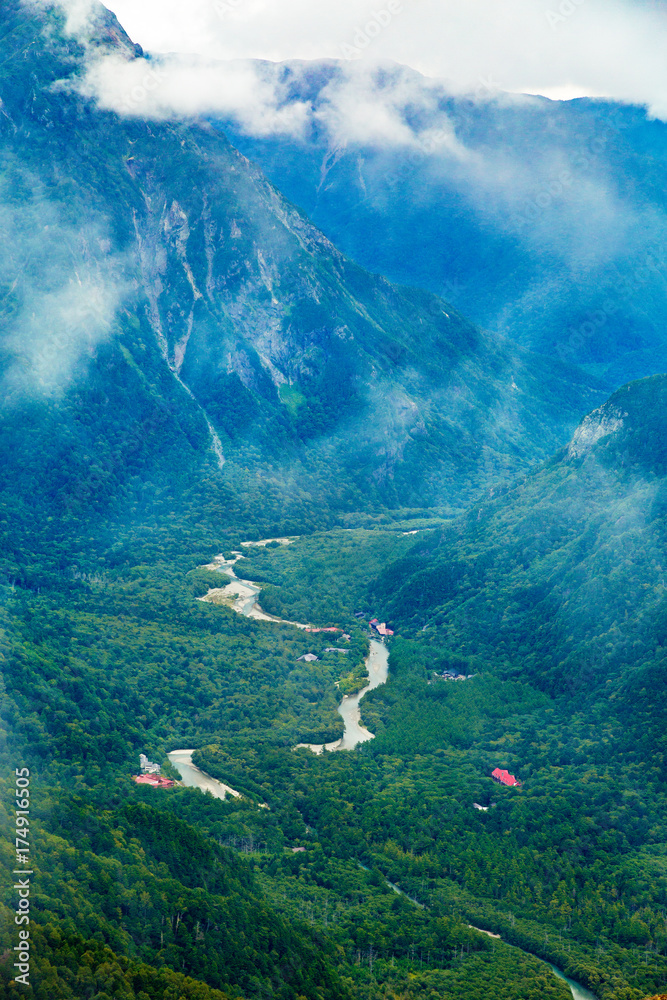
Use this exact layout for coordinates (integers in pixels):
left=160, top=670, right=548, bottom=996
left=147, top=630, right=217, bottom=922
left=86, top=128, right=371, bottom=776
left=0, top=3, right=666, bottom=1000
left=198, top=540, right=392, bottom=752
left=183, top=538, right=598, bottom=1000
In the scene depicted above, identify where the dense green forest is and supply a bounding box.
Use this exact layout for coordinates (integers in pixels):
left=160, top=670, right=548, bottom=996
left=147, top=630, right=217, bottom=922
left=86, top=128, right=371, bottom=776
left=0, top=541, right=577, bottom=1000
left=2, top=377, right=667, bottom=999
left=1, top=3, right=667, bottom=1000
left=1, top=510, right=667, bottom=999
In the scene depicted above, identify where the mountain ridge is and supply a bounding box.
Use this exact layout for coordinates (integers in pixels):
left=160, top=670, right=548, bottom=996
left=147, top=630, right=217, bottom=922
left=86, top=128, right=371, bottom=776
left=202, top=57, right=667, bottom=385
left=0, top=0, right=607, bottom=560
left=370, top=373, right=667, bottom=710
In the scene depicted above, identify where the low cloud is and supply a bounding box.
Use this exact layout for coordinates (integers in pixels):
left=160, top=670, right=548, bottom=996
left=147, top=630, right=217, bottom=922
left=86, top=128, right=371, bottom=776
left=72, top=46, right=472, bottom=158
left=99, top=0, right=667, bottom=120
left=75, top=52, right=312, bottom=136
left=25, top=0, right=105, bottom=40
left=0, top=173, right=128, bottom=402
left=4, top=275, right=124, bottom=400
left=313, top=63, right=469, bottom=156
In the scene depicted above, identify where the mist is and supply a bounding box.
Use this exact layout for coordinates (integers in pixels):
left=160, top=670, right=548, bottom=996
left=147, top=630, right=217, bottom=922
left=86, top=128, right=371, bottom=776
left=0, top=169, right=129, bottom=402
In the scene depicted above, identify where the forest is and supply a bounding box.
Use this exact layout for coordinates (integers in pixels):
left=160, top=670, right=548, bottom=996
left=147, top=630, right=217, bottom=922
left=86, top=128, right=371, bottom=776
left=1, top=4, right=667, bottom=1000
left=0, top=505, right=666, bottom=1000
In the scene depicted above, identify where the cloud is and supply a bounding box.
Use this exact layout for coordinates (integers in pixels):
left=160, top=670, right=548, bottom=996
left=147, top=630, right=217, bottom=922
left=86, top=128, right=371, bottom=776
left=24, top=0, right=103, bottom=39
left=75, top=52, right=312, bottom=136
left=72, top=45, right=472, bottom=159
left=99, top=0, right=667, bottom=119
left=52, top=0, right=98, bottom=35
left=0, top=173, right=128, bottom=401
left=4, top=277, right=123, bottom=400
left=312, top=62, right=469, bottom=155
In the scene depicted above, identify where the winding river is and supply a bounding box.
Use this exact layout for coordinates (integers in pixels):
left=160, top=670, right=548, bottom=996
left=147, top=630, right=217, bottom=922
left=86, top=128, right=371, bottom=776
left=177, top=540, right=597, bottom=1000
left=294, top=640, right=389, bottom=754
left=170, top=542, right=387, bottom=797
left=197, top=545, right=312, bottom=628
left=198, top=543, right=390, bottom=752
left=469, top=926, right=598, bottom=1000
left=167, top=749, right=242, bottom=800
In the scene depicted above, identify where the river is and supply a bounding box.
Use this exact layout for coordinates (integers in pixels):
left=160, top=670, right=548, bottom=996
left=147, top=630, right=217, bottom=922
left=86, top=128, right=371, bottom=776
left=469, top=926, right=598, bottom=1000
left=546, top=963, right=599, bottom=1000
left=294, top=640, right=389, bottom=754
left=198, top=547, right=311, bottom=627
left=188, top=541, right=597, bottom=1000
left=171, top=544, right=388, bottom=801
left=167, top=749, right=241, bottom=800
left=199, top=545, right=390, bottom=751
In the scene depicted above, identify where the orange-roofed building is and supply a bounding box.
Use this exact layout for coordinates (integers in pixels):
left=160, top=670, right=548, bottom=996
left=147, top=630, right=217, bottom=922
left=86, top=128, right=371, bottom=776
left=491, top=767, right=521, bottom=788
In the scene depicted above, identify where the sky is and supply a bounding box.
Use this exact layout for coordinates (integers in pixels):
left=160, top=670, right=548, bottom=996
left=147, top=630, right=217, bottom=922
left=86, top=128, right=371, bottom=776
left=100, top=0, right=667, bottom=113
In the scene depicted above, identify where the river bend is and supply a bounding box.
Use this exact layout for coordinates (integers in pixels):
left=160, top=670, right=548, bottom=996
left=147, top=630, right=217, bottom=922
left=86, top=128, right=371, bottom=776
left=182, top=541, right=595, bottom=1000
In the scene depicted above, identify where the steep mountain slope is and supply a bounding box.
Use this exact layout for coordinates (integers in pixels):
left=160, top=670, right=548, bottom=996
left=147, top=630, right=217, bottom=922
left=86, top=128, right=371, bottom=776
left=0, top=790, right=350, bottom=1000
left=212, top=60, right=667, bottom=385
left=5, top=9, right=667, bottom=1000
left=371, top=374, right=667, bottom=721
left=0, top=1, right=605, bottom=563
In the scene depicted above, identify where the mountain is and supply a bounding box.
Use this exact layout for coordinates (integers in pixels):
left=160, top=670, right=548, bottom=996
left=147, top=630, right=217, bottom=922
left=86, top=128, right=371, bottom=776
left=210, top=60, right=667, bottom=385
left=371, top=373, right=667, bottom=724
left=6, top=7, right=667, bottom=1000
left=0, top=0, right=606, bottom=572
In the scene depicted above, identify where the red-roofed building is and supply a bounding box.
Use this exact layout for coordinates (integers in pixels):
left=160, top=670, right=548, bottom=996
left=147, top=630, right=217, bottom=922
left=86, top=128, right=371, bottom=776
left=370, top=620, right=394, bottom=636
left=491, top=768, right=521, bottom=788
left=134, top=774, right=175, bottom=789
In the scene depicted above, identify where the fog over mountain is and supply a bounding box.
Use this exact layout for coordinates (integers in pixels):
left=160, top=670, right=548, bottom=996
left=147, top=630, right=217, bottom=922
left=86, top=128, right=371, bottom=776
left=0, top=0, right=610, bottom=560
left=57, top=19, right=667, bottom=387
left=98, top=0, right=667, bottom=116
left=201, top=60, right=667, bottom=386
left=3, top=5, right=667, bottom=1000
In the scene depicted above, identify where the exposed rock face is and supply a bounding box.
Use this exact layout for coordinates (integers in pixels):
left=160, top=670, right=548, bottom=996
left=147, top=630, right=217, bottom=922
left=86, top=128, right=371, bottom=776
left=568, top=407, right=626, bottom=459
left=211, top=58, right=667, bottom=386
left=0, top=0, right=607, bottom=538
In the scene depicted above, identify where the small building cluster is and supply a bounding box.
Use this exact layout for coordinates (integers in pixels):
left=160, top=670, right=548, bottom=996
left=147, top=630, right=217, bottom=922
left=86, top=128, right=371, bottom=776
left=369, top=618, right=394, bottom=636
left=298, top=653, right=319, bottom=662
left=434, top=670, right=473, bottom=682
left=491, top=767, right=522, bottom=788
left=134, top=753, right=175, bottom=789
left=139, top=753, right=161, bottom=775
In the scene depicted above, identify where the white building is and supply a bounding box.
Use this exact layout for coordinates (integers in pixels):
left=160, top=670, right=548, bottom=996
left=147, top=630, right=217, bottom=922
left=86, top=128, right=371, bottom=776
left=139, top=753, right=161, bottom=775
